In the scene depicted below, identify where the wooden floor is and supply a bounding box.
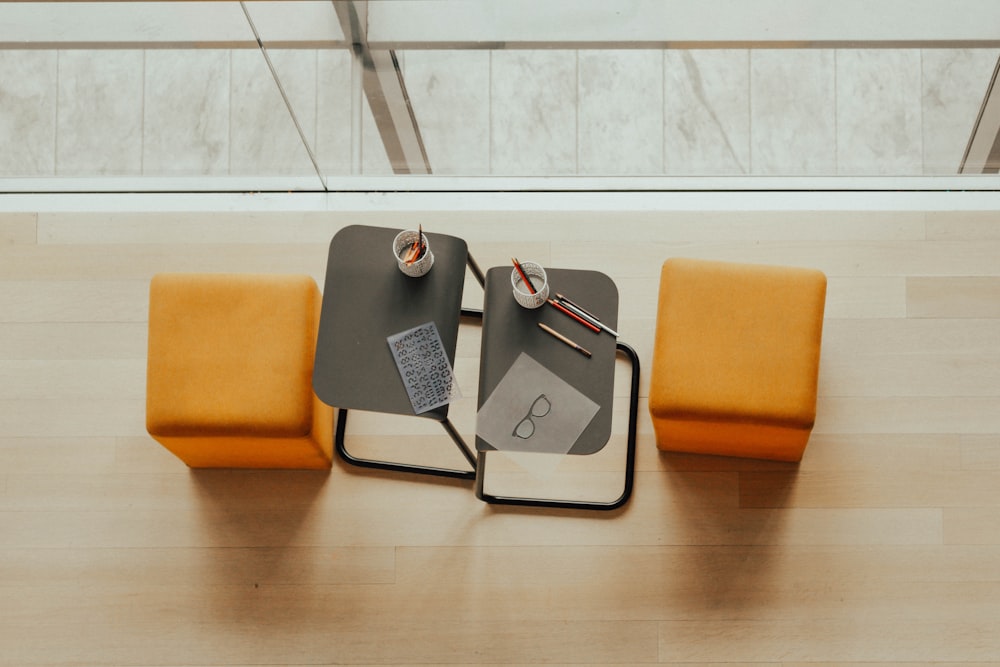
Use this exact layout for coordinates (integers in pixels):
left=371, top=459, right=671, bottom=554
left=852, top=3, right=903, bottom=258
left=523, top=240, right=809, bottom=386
left=2, top=203, right=1000, bottom=665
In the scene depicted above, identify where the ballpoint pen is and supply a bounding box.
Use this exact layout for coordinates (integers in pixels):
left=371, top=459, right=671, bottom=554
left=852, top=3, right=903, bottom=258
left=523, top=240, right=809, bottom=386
left=555, top=293, right=599, bottom=321
left=547, top=298, right=601, bottom=333
left=555, top=294, right=619, bottom=337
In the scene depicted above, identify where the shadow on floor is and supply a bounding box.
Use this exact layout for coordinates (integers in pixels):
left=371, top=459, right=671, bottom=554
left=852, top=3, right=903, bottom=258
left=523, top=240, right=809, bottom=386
left=658, top=450, right=800, bottom=615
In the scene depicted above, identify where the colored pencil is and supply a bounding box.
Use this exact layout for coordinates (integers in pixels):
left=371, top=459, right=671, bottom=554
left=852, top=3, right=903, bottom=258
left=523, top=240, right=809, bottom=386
left=547, top=298, right=601, bottom=333
left=555, top=296, right=618, bottom=337
left=511, top=257, right=536, bottom=294
left=555, top=292, right=599, bottom=321
left=538, top=323, right=591, bottom=358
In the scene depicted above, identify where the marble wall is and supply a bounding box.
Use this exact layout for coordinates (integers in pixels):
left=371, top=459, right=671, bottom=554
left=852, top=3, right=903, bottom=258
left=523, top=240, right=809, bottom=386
left=0, top=48, right=359, bottom=179
left=664, top=50, right=748, bottom=176
left=1, top=51, right=58, bottom=176
left=1, top=47, right=997, bottom=179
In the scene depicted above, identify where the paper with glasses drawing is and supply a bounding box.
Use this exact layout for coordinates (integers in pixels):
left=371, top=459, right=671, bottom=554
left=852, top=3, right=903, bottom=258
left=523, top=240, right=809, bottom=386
left=476, top=352, right=599, bottom=455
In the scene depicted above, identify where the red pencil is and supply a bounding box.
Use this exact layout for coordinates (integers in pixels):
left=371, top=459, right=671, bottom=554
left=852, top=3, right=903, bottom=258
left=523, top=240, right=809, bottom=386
left=511, top=257, right=536, bottom=295
left=547, top=299, right=601, bottom=333
left=406, top=224, right=424, bottom=265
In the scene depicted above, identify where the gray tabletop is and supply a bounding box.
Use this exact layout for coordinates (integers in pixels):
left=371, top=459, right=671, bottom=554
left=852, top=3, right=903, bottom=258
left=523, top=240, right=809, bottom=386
left=476, top=266, right=619, bottom=455
left=312, top=224, right=468, bottom=421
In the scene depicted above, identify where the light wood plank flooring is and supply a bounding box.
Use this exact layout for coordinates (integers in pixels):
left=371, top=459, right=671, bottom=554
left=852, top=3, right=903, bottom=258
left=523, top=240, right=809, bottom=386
left=2, top=205, right=1000, bottom=665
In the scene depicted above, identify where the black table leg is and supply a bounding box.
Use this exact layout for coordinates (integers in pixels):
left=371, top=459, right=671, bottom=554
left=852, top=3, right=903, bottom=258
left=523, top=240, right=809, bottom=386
left=334, top=408, right=477, bottom=480
left=467, top=253, right=486, bottom=287
left=442, top=418, right=479, bottom=470
left=333, top=304, right=485, bottom=481
left=475, top=340, right=640, bottom=510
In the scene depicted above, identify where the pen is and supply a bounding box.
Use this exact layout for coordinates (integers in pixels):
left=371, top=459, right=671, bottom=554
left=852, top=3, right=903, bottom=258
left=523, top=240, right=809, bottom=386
left=511, top=257, right=536, bottom=294
left=555, top=297, right=619, bottom=337
left=547, top=298, right=601, bottom=333
left=556, top=293, right=599, bottom=321
left=538, top=323, right=592, bottom=358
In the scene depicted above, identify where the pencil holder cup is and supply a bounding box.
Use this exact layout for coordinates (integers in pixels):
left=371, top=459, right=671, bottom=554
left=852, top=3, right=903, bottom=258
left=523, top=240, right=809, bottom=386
left=511, top=261, right=549, bottom=309
left=393, top=230, right=434, bottom=277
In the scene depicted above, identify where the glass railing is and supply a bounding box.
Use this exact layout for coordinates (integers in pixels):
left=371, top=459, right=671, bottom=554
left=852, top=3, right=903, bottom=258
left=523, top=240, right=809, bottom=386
left=1, top=0, right=998, bottom=191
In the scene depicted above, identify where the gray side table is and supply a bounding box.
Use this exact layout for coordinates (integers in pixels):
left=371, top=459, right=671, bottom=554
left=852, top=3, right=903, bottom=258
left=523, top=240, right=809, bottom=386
left=313, top=224, right=483, bottom=479
left=474, top=267, right=640, bottom=509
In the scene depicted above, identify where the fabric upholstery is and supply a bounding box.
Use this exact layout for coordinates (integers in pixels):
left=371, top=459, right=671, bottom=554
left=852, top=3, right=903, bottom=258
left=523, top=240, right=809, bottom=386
left=648, top=258, right=827, bottom=462
left=146, top=273, right=333, bottom=468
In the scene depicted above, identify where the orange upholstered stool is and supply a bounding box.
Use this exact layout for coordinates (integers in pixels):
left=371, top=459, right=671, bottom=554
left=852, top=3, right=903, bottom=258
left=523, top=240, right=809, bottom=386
left=648, top=258, right=827, bottom=462
left=146, top=273, right=333, bottom=469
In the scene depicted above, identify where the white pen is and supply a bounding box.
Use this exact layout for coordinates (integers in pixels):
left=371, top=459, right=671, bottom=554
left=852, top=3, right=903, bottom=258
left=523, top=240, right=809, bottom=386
left=555, top=296, right=619, bottom=337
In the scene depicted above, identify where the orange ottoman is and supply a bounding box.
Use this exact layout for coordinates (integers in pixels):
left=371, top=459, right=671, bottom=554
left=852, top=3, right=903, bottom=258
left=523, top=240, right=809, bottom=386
left=146, top=273, right=333, bottom=469
left=649, top=258, right=827, bottom=462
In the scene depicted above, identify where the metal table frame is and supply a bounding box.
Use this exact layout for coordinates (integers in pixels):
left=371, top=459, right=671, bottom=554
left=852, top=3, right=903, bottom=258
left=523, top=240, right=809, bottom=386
left=316, top=228, right=639, bottom=509
left=472, top=267, right=640, bottom=511
left=474, top=340, right=639, bottom=510
left=314, top=224, right=485, bottom=480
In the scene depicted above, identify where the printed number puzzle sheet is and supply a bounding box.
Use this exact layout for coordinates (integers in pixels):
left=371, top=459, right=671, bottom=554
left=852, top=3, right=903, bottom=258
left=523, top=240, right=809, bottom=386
left=388, top=322, right=461, bottom=414
left=476, top=352, right=599, bottom=455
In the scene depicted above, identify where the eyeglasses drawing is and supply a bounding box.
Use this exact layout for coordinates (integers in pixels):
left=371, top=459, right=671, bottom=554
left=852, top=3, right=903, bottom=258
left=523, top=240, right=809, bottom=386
left=512, top=393, right=551, bottom=439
